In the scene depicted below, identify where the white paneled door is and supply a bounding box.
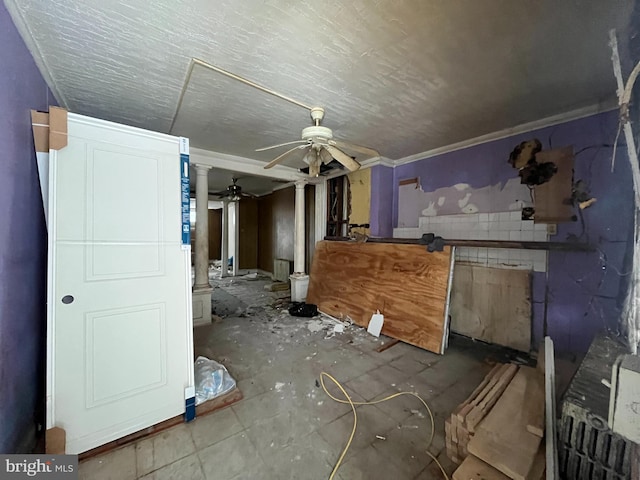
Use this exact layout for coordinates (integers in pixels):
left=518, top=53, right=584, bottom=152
left=47, top=114, right=193, bottom=454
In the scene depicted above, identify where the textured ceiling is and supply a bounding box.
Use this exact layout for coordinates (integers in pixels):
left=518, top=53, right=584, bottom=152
left=6, top=0, right=634, bottom=165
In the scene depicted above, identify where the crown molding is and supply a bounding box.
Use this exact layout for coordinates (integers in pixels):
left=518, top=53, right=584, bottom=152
left=393, top=102, right=617, bottom=167
left=189, top=147, right=303, bottom=181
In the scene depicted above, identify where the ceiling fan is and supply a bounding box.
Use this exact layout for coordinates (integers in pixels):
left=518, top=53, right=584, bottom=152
left=179, top=59, right=381, bottom=177
left=210, top=178, right=255, bottom=201
left=257, top=107, right=379, bottom=177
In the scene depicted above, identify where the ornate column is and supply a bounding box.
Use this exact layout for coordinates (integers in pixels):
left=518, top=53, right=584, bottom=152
left=192, top=164, right=213, bottom=325
left=194, top=164, right=211, bottom=289
left=290, top=180, right=309, bottom=301
left=232, top=201, right=240, bottom=276
left=220, top=200, right=229, bottom=277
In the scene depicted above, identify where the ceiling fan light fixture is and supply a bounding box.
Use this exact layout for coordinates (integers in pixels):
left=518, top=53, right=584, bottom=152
left=260, top=106, right=374, bottom=175
left=301, top=125, right=332, bottom=142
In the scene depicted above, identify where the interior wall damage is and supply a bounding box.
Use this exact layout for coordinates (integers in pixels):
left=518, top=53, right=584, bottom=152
left=372, top=111, right=635, bottom=353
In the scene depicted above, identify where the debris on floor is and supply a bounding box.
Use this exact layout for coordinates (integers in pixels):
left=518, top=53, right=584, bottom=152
left=264, top=281, right=290, bottom=292
left=376, top=338, right=400, bottom=352
left=288, top=302, right=318, bottom=317
left=194, top=356, right=237, bottom=405
left=447, top=361, right=545, bottom=480
left=367, top=310, right=384, bottom=337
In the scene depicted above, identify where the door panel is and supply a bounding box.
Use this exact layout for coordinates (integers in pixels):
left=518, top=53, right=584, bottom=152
left=48, top=114, right=192, bottom=454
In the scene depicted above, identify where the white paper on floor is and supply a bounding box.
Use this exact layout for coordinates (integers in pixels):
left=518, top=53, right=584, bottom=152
left=367, top=310, right=384, bottom=337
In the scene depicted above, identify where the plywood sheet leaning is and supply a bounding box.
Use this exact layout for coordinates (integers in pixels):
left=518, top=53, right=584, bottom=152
left=450, top=263, right=531, bottom=352
left=468, top=367, right=544, bottom=480
left=306, top=241, right=453, bottom=354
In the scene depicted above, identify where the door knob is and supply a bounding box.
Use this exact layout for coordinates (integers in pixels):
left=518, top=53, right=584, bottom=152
left=61, top=295, right=74, bottom=304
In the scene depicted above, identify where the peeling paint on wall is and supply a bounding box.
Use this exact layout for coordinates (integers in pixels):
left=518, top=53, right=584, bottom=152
left=397, top=177, right=532, bottom=227
left=348, top=168, right=371, bottom=235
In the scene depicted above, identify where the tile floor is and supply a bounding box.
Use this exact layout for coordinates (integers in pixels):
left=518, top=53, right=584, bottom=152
left=79, top=275, right=527, bottom=480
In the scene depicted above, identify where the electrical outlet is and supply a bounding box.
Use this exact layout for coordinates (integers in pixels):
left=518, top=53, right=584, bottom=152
left=547, top=224, right=557, bottom=235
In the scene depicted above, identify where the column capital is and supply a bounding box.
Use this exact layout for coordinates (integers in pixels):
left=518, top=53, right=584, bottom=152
left=295, top=179, right=307, bottom=189
left=194, top=163, right=213, bottom=173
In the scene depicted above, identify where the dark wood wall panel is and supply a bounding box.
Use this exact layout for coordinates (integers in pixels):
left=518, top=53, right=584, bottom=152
left=254, top=185, right=317, bottom=274
left=273, top=187, right=295, bottom=261
left=257, top=187, right=295, bottom=272
left=257, top=194, right=274, bottom=272
left=208, top=209, right=222, bottom=260
left=305, top=184, right=315, bottom=273
left=239, top=198, right=258, bottom=269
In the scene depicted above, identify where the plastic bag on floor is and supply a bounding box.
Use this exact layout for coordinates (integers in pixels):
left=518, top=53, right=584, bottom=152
left=194, top=356, right=237, bottom=406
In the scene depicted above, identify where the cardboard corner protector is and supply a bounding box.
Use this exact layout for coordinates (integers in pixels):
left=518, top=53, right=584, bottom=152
left=49, top=106, right=68, bottom=150
left=31, top=110, right=50, bottom=153
left=45, top=426, right=66, bottom=455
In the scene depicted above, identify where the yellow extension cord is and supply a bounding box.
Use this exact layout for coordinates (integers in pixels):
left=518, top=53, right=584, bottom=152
left=320, top=372, right=450, bottom=480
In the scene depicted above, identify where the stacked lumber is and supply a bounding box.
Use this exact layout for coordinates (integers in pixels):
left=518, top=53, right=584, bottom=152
left=450, top=365, right=546, bottom=480
left=445, top=363, right=519, bottom=463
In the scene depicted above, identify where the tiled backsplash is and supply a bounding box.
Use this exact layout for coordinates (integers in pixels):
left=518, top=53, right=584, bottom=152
left=393, top=211, right=550, bottom=272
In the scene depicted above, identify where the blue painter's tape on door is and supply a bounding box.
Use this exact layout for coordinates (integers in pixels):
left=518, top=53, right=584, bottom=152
left=180, top=151, right=190, bottom=247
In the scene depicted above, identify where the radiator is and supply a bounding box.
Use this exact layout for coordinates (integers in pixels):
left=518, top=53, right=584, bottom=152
left=273, top=259, right=292, bottom=283
left=558, top=334, right=633, bottom=480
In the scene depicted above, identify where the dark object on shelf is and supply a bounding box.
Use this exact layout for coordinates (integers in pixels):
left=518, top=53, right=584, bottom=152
left=288, top=302, right=318, bottom=318
left=559, top=333, right=633, bottom=480
left=418, top=233, right=445, bottom=252
left=522, top=207, right=535, bottom=220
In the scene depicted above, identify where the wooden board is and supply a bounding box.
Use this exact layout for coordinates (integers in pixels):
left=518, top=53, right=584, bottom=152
left=468, top=367, right=543, bottom=480
left=466, top=364, right=519, bottom=433
left=533, top=147, right=574, bottom=223
left=453, top=454, right=511, bottom=480
left=524, top=367, right=545, bottom=437
left=454, top=364, right=504, bottom=422
left=446, top=364, right=512, bottom=465
left=529, top=447, right=546, bottom=480
left=450, top=263, right=531, bottom=352
left=79, top=387, right=242, bottom=460
left=306, top=241, right=453, bottom=354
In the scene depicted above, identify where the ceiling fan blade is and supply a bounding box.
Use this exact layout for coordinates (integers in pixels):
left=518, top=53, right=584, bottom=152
left=256, top=140, right=308, bottom=152
left=325, top=145, right=361, bottom=172
left=330, top=140, right=380, bottom=158
left=264, top=145, right=309, bottom=169
left=319, top=148, right=333, bottom=165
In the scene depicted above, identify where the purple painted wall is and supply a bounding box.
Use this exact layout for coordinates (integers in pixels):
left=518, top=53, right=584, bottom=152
left=380, top=111, right=633, bottom=353
left=0, top=3, right=54, bottom=453
left=369, top=165, right=394, bottom=237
